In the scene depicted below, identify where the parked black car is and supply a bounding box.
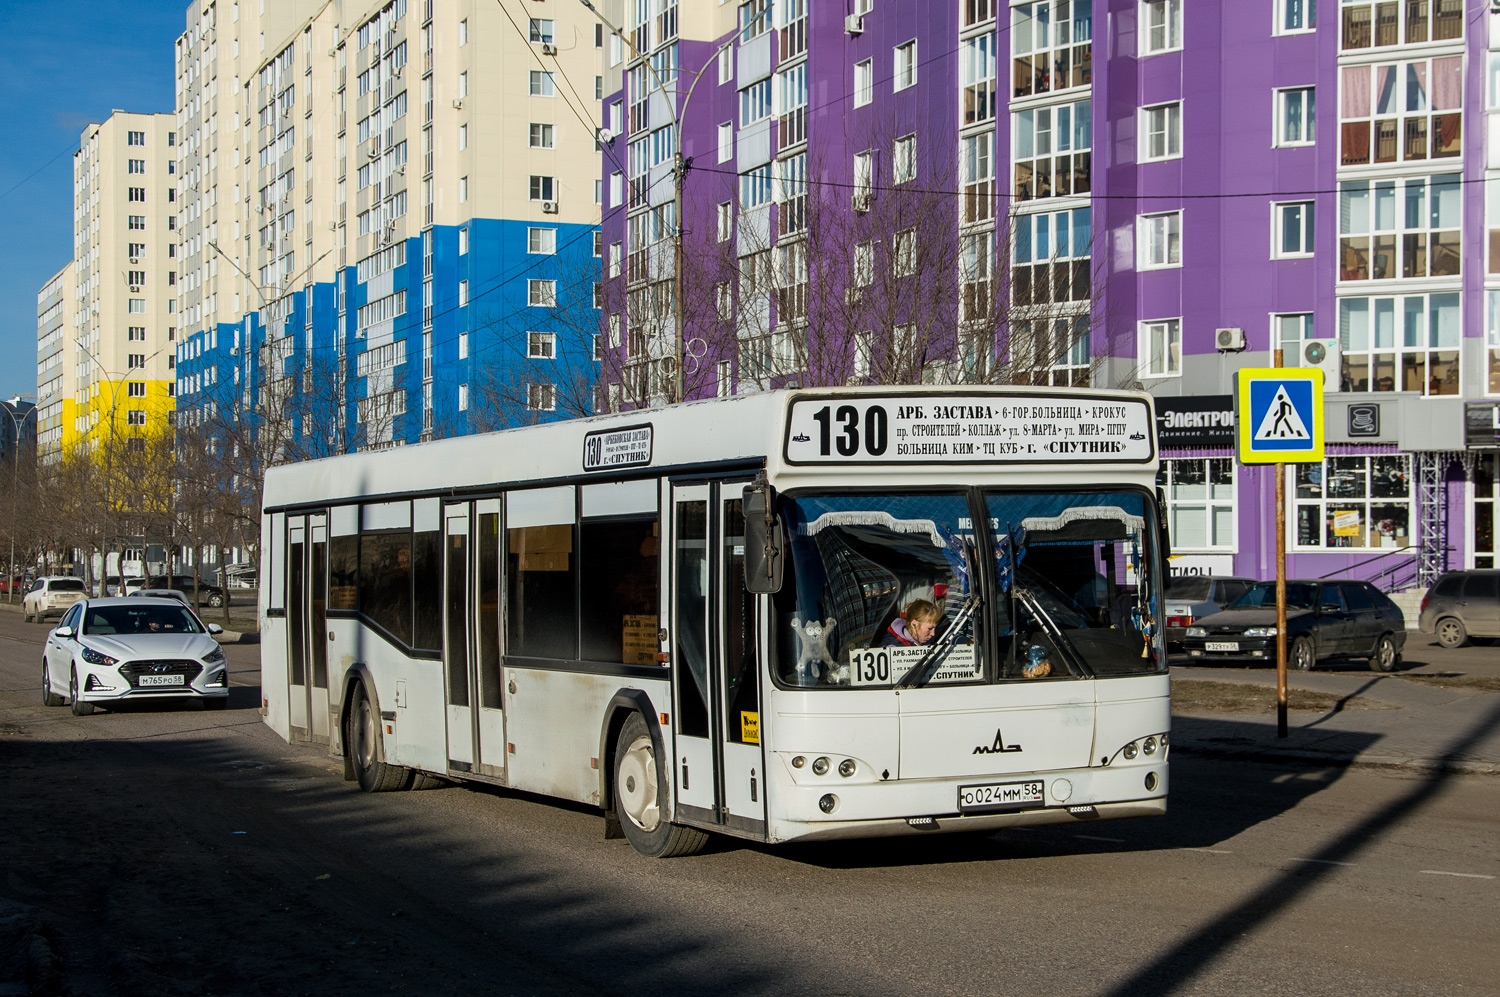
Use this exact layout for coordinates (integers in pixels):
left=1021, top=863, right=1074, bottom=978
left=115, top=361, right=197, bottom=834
left=1418, top=569, right=1500, bottom=648
left=1181, top=578, right=1406, bottom=672
left=1164, top=575, right=1257, bottom=651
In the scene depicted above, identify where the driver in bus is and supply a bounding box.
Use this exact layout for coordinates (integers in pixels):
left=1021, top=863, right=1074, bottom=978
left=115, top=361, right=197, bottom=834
left=879, top=599, right=940, bottom=648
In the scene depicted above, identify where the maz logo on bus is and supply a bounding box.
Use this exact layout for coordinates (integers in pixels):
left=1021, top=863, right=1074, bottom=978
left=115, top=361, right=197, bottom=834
left=810, top=404, right=888, bottom=457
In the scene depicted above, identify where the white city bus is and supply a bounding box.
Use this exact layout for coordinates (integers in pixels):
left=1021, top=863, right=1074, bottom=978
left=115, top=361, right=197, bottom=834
left=260, top=387, right=1171, bottom=857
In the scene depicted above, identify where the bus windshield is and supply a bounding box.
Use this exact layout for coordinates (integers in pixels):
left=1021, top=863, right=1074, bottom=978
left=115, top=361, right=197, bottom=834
left=773, top=492, right=981, bottom=688
left=771, top=488, right=1165, bottom=688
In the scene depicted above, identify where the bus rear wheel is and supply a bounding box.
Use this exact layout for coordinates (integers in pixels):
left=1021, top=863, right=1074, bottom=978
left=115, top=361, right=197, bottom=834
left=614, top=713, right=708, bottom=858
left=346, top=681, right=412, bottom=792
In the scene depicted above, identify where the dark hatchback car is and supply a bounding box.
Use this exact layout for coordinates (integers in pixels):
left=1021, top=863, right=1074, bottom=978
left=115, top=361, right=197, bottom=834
left=1419, top=570, right=1500, bottom=648
left=1181, top=579, right=1406, bottom=672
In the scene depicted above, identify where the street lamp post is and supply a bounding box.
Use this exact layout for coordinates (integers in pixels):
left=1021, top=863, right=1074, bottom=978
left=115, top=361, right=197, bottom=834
left=2, top=398, right=38, bottom=603
left=576, top=2, right=768, bottom=405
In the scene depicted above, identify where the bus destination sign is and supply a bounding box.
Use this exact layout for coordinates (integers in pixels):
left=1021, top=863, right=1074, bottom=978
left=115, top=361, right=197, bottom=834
left=784, top=395, right=1154, bottom=465
left=582, top=424, right=653, bottom=471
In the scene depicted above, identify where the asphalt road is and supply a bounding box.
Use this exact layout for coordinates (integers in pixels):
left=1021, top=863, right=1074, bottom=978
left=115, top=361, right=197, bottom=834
left=1, top=612, right=1496, bottom=996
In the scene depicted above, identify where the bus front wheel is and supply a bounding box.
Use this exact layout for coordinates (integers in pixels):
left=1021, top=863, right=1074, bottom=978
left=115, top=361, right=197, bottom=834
left=613, top=713, right=708, bottom=858
left=346, top=681, right=413, bottom=792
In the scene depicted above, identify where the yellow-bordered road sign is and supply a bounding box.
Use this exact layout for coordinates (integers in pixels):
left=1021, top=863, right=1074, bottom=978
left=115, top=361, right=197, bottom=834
left=1236, top=367, right=1324, bottom=464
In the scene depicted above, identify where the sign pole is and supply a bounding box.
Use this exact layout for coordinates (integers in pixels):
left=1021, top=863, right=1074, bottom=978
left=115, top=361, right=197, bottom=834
left=1273, top=348, right=1288, bottom=738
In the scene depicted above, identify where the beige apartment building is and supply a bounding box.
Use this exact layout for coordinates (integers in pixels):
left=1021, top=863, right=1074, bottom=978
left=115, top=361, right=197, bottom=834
left=41, top=111, right=180, bottom=460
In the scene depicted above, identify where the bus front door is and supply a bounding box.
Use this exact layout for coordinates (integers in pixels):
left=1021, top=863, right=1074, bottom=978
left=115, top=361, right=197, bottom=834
left=442, top=501, right=507, bottom=779
left=286, top=513, right=331, bottom=743
left=669, top=483, right=767, bottom=835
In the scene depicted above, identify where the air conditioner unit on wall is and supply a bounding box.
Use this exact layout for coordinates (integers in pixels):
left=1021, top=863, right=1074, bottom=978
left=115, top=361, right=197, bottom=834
left=541, top=43, right=558, bottom=56
left=1300, top=338, right=1343, bottom=388
left=851, top=192, right=871, bottom=213
left=846, top=14, right=864, bottom=34
left=541, top=200, right=559, bottom=214
left=1215, top=327, right=1246, bottom=351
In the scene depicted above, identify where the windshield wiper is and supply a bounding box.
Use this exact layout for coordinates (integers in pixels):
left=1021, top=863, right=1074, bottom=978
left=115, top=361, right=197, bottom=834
left=1012, top=586, right=1088, bottom=676
left=895, top=595, right=980, bottom=689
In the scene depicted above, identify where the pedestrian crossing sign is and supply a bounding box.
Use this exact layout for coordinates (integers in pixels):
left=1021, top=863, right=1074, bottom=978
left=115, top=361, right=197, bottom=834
left=1236, top=367, right=1324, bottom=464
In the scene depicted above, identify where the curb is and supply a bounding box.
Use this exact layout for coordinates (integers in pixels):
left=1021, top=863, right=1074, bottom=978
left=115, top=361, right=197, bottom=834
left=1172, top=740, right=1500, bottom=776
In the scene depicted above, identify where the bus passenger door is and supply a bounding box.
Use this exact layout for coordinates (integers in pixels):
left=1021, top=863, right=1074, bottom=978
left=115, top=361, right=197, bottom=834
left=473, top=500, right=506, bottom=779
left=716, top=487, right=766, bottom=831
left=307, top=515, right=330, bottom=742
left=443, top=508, right=475, bottom=769
left=286, top=517, right=307, bottom=739
left=669, top=484, right=718, bottom=819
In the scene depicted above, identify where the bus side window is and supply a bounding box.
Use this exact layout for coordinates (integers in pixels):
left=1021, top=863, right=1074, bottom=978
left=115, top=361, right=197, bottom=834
left=579, top=517, right=659, bottom=665
left=507, top=524, right=578, bottom=659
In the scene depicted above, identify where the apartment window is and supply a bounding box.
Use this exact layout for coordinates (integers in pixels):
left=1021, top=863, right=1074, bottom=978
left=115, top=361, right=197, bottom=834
left=128, top=243, right=145, bottom=258
left=593, top=283, right=602, bottom=309
left=893, top=228, right=917, bottom=277
left=1140, top=319, right=1181, bottom=377
left=126, top=270, right=146, bottom=286
left=1338, top=174, right=1460, bottom=282
left=528, top=227, right=557, bottom=254
left=128, top=187, right=146, bottom=202
left=1140, top=102, right=1182, bottom=161
left=1274, top=201, right=1315, bottom=257
left=530, top=175, right=555, bottom=200
left=127, top=382, right=147, bottom=398
left=127, top=159, right=146, bottom=174
left=1007, top=316, right=1091, bottom=386
left=715, top=282, right=733, bottom=321
left=459, top=18, right=468, bottom=44
left=1138, top=211, right=1182, bottom=269
left=459, top=228, right=469, bottom=255
left=528, top=332, right=557, bottom=359
left=128, top=326, right=146, bottom=341
left=528, top=279, right=557, bottom=307
left=854, top=60, right=873, bottom=108
left=718, top=122, right=733, bottom=163
left=718, top=47, right=733, bottom=85
left=126, top=410, right=147, bottom=426
left=739, top=79, right=771, bottom=126
left=1339, top=58, right=1462, bottom=166
left=595, top=179, right=603, bottom=205
left=529, top=18, right=554, bottom=43
left=893, top=134, right=916, bottom=184
left=1275, top=312, right=1316, bottom=358
left=1340, top=0, right=1461, bottom=51
left=530, top=71, right=555, bottom=97
left=459, top=280, right=469, bottom=306
left=527, top=382, right=556, bottom=411
left=960, top=231, right=997, bottom=324
left=127, top=131, right=145, bottom=146
left=609, top=242, right=622, bottom=277
left=1158, top=459, right=1235, bottom=550
left=1276, top=88, right=1316, bottom=146
left=1014, top=98, right=1091, bottom=201
left=459, top=176, right=468, bottom=202
left=852, top=242, right=875, bottom=288
left=962, top=34, right=997, bottom=126
left=1013, top=208, right=1091, bottom=305
left=458, top=384, right=469, bottom=411
left=853, top=151, right=872, bottom=199
left=1141, top=0, right=1182, bottom=54
left=593, top=231, right=604, bottom=257
left=1294, top=456, right=1412, bottom=550
left=962, top=130, right=994, bottom=224
left=964, top=0, right=995, bottom=25
left=893, top=40, right=917, bottom=91
left=740, top=164, right=771, bottom=208
left=1338, top=293, right=1461, bottom=394
left=739, top=0, right=771, bottom=40
left=717, top=201, right=732, bottom=242
left=1012, top=0, right=1093, bottom=98
left=595, top=76, right=604, bottom=101
left=129, top=215, right=145, bottom=229
left=459, top=124, right=468, bottom=150
left=1277, top=0, right=1315, bottom=33
left=128, top=353, right=147, bottom=369
left=777, top=63, right=808, bottom=150
left=128, top=299, right=146, bottom=314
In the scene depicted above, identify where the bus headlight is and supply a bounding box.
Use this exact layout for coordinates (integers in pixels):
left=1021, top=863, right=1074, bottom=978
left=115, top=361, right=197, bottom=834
left=791, top=755, right=806, bottom=769
left=1122, top=741, right=1139, bottom=760
left=811, top=756, right=830, bottom=776
left=1142, top=736, right=1158, bottom=755
left=838, top=759, right=856, bottom=778
left=818, top=794, right=838, bottom=814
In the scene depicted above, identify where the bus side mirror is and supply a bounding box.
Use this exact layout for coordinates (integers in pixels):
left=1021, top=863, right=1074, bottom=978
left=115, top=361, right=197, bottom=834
left=743, top=478, right=784, bottom=595
left=1155, top=486, right=1173, bottom=563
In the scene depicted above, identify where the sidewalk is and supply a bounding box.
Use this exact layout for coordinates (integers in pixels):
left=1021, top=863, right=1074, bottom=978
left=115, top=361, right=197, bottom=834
left=1171, top=666, right=1500, bottom=775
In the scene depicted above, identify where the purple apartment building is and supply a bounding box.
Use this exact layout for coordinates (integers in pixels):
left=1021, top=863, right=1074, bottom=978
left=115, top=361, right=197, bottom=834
left=601, top=0, right=1500, bottom=598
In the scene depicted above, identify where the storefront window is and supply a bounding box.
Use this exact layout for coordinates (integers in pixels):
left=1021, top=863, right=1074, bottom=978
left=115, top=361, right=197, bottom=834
left=1294, top=454, right=1411, bottom=549
left=1157, top=458, right=1235, bottom=550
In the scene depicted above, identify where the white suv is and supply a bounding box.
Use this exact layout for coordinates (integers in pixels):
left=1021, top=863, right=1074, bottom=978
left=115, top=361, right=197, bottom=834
left=24, top=576, right=88, bottom=623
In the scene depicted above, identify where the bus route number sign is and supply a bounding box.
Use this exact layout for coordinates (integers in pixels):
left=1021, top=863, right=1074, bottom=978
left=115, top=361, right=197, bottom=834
left=784, top=395, right=1154, bottom=465
left=583, top=424, right=653, bottom=472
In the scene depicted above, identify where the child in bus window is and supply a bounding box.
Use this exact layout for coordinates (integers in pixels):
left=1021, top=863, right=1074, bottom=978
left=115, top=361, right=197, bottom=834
left=880, top=599, right=939, bottom=647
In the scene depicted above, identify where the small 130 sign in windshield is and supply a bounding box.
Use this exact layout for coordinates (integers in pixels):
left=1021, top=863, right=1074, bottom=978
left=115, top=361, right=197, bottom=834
left=784, top=394, right=1154, bottom=465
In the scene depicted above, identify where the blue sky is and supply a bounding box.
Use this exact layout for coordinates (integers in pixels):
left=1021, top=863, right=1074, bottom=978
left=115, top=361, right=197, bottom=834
left=0, top=1, right=185, bottom=400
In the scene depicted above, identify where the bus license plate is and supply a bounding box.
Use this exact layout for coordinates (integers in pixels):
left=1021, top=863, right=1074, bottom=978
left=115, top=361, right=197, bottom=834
left=138, top=674, right=184, bottom=687
left=957, top=780, right=1045, bottom=813
left=1205, top=641, right=1240, bottom=652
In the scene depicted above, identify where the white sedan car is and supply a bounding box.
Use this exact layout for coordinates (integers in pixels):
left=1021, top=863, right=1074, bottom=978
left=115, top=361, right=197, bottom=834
left=41, top=597, right=229, bottom=716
